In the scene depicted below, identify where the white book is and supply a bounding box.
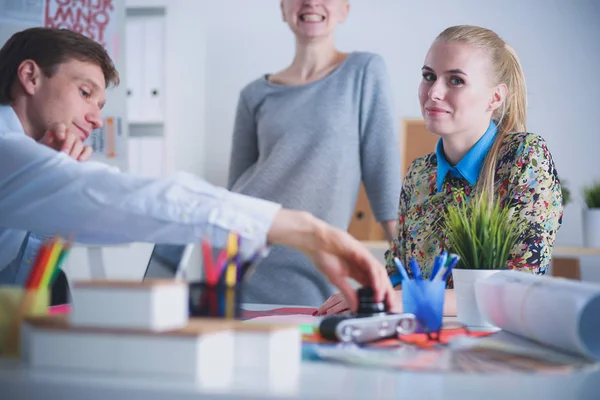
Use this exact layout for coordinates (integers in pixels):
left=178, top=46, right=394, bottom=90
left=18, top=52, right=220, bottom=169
left=70, top=279, right=188, bottom=332
left=234, top=322, right=301, bottom=393
left=172, top=318, right=302, bottom=372
left=474, top=270, right=600, bottom=360
left=22, top=315, right=234, bottom=388
left=181, top=319, right=302, bottom=394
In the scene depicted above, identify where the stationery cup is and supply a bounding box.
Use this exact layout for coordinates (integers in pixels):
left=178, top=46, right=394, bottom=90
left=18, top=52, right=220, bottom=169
left=188, top=282, right=241, bottom=319
left=0, top=285, right=50, bottom=358
left=402, top=280, right=445, bottom=333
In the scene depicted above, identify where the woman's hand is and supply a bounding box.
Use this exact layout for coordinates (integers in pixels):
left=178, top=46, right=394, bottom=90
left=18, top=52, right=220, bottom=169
left=317, top=292, right=349, bottom=315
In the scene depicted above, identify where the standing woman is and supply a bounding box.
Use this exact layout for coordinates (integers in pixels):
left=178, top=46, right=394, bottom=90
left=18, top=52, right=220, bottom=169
left=228, top=0, right=401, bottom=306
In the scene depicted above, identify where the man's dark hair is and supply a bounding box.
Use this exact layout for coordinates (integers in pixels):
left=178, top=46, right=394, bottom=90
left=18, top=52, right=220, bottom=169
left=0, top=27, right=120, bottom=104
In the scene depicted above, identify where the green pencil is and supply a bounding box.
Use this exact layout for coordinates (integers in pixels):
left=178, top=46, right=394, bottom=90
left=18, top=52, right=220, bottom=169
left=50, top=243, right=71, bottom=286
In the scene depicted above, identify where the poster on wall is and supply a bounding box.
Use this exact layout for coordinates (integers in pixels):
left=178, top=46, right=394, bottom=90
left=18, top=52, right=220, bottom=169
left=44, top=0, right=118, bottom=61
left=0, top=0, right=117, bottom=61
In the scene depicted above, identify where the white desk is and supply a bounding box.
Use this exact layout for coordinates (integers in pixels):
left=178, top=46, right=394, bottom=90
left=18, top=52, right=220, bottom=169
left=1, top=304, right=599, bottom=400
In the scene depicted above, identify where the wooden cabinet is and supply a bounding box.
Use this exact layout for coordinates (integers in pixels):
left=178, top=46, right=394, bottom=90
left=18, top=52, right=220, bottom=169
left=347, top=119, right=439, bottom=241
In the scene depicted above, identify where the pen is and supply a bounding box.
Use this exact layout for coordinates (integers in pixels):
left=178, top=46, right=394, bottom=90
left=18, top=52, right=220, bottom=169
left=429, top=251, right=447, bottom=281
left=409, top=258, right=422, bottom=281
left=393, top=257, right=410, bottom=281
left=441, top=254, right=460, bottom=282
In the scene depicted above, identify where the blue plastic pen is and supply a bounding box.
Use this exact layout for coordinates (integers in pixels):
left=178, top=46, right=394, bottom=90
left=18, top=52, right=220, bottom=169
left=409, top=258, right=423, bottom=281
left=442, top=254, right=460, bottom=282
left=429, top=251, right=447, bottom=281
left=393, top=257, right=410, bottom=281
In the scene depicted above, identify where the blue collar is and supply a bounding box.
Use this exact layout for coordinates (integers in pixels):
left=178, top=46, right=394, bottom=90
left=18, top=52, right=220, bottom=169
left=436, top=121, right=498, bottom=192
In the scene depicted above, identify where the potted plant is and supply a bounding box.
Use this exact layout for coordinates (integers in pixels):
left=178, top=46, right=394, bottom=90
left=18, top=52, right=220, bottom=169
left=442, top=193, right=526, bottom=328
left=583, top=181, right=600, bottom=248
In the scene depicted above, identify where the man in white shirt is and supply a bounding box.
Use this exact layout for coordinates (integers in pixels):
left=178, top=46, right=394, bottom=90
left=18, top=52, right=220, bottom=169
left=0, top=27, right=395, bottom=311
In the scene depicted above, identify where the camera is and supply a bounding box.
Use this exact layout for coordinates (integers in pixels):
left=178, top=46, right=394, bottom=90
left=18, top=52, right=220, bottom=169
left=316, top=287, right=417, bottom=344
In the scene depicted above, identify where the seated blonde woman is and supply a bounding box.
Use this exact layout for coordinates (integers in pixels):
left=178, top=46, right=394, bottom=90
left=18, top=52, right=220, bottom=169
left=318, top=25, right=563, bottom=316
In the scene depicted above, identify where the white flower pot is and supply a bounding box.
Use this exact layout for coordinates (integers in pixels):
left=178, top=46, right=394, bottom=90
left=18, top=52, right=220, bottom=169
left=452, top=269, right=500, bottom=329
left=582, top=208, right=600, bottom=249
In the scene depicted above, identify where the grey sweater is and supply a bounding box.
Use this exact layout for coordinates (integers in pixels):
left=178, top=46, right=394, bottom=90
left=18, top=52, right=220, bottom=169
left=228, top=52, right=401, bottom=306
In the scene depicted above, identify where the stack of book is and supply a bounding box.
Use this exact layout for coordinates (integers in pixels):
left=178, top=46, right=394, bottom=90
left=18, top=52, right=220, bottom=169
left=20, top=279, right=301, bottom=388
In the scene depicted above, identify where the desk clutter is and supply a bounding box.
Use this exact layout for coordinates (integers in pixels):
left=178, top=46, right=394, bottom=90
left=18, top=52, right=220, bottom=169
left=18, top=279, right=301, bottom=388
left=4, top=234, right=600, bottom=381
left=308, top=271, right=600, bottom=374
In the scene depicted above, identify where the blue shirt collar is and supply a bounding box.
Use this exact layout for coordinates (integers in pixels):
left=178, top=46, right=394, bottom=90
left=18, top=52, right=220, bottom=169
left=436, top=121, right=498, bottom=192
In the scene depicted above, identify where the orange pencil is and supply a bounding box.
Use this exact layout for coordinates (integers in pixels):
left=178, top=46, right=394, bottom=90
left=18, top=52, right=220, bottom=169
left=26, top=239, right=55, bottom=289
left=25, top=241, right=49, bottom=288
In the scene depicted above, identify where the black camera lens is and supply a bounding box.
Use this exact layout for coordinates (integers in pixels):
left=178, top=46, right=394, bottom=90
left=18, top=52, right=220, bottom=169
left=356, top=287, right=387, bottom=317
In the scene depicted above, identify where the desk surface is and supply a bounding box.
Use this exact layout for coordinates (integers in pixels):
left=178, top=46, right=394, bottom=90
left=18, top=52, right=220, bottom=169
left=1, top=304, right=599, bottom=400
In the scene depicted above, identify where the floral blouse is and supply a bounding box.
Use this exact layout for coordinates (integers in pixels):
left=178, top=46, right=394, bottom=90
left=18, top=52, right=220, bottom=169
left=385, top=132, right=563, bottom=288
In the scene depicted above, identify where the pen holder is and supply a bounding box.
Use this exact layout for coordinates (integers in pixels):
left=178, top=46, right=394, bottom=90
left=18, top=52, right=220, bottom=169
left=402, top=280, right=445, bottom=333
left=0, top=285, right=50, bottom=358
left=188, top=282, right=241, bottom=319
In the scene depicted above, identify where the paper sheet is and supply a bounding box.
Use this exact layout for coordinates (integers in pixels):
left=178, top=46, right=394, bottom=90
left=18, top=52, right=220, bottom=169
left=474, top=270, right=600, bottom=360
left=245, top=314, right=317, bottom=325
left=242, top=308, right=318, bottom=335
left=314, top=333, right=599, bottom=374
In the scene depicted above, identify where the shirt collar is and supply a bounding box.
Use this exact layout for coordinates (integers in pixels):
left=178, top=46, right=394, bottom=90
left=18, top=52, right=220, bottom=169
left=0, top=105, right=26, bottom=134
left=436, top=120, right=498, bottom=192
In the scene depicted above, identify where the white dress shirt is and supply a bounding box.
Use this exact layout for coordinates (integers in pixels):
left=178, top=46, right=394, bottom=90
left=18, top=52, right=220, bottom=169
left=0, top=105, right=281, bottom=278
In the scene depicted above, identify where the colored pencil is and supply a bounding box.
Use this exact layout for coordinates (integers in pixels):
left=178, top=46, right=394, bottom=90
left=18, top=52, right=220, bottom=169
left=224, top=232, right=238, bottom=288
left=25, top=240, right=52, bottom=289
left=40, top=239, right=64, bottom=288
left=50, top=239, right=73, bottom=285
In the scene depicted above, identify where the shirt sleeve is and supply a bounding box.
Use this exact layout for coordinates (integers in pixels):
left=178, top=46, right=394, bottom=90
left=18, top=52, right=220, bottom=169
left=358, top=54, right=402, bottom=222
left=0, top=131, right=281, bottom=256
left=227, top=91, right=259, bottom=190
left=504, top=134, right=563, bottom=274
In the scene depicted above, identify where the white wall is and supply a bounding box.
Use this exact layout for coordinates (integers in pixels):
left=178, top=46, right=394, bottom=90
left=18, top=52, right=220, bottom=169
left=105, top=0, right=600, bottom=283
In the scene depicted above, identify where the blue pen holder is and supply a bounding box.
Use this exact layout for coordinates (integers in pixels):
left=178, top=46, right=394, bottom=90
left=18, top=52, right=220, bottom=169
left=402, top=280, right=445, bottom=333
left=188, top=282, right=242, bottom=319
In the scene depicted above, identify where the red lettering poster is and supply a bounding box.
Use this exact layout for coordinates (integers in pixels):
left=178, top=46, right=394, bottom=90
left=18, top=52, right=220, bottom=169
left=44, top=0, right=117, bottom=61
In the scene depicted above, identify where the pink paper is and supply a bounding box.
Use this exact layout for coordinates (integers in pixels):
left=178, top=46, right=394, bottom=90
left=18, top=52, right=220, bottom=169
left=48, top=304, right=71, bottom=315
left=246, top=314, right=318, bottom=324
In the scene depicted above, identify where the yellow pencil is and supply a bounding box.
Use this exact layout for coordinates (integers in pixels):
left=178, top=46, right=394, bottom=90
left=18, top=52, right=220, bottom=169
left=225, top=232, right=239, bottom=318
left=39, top=238, right=64, bottom=288
left=225, top=232, right=238, bottom=287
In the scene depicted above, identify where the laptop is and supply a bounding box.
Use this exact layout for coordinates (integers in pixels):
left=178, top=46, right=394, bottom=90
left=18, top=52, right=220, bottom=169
left=142, top=244, right=197, bottom=281
left=143, top=242, right=267, bottom=283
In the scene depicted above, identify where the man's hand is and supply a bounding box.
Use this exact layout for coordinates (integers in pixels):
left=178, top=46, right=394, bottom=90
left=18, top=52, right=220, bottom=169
left=39, top=123, right=93, bottom=161
left=267, top=209, right=397, bottom=314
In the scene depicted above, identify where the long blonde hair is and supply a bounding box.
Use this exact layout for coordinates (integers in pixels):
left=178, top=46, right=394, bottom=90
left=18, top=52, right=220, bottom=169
left=436, top=25, right=527, bottom=200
